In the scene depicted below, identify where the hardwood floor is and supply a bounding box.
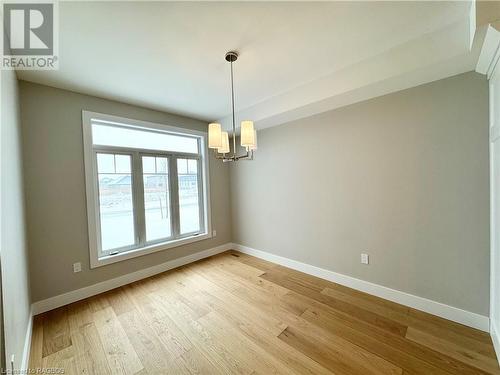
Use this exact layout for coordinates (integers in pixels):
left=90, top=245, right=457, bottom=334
left=29, top=250, right=500, bottom=374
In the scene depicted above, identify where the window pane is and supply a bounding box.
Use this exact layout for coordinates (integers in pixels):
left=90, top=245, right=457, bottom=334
left=177, top=158, right=188, bottom=174
left=92, top=123, right=198, bottom=153
left=188, top=159, right=197, bottom=174
left=177, top=158, right=200, bottom=234
left=115, top=154, right=131, bottom=173
left=97, top=153, right=114, bottom=173
left=97, top=153, right=135, bottom=251
left=156, top=157, right=168, bottom=173
left=142, top=156, right=155, bottom=174
left=143, top=156, right=171, bottom=241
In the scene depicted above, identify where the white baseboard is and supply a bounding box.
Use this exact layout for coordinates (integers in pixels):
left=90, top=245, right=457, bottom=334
left=32, top=243, right=232, bottom=315
left=20, top=307, right=33, bottom=371
left=232, top=243, right=490, bottom=332
left=491, top=321, right=500, bottom=365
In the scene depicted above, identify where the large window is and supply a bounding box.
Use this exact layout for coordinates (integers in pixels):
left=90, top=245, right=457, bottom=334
left=83, top=111, right=210, bottom=267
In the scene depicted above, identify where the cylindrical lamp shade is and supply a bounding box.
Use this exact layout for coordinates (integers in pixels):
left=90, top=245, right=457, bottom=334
left=240, top=120, right=255, bottom=147
left=249, top=130, right=258, bottom=150
left=208, top=123, right=222, bottom=149
left=218, top=131, right=230, bottom=154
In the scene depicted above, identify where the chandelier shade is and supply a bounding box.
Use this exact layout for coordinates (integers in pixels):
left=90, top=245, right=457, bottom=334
left=218, top=131, right=230, bottom=154
left=240, top=120, right=256, bottom=147
left=208, top=123, right=222, bottom=149
left=248, top=130, right=258, bottom=151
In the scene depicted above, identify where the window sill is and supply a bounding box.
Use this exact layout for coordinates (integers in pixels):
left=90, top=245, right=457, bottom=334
left=90, top=232, right=212, bottom=268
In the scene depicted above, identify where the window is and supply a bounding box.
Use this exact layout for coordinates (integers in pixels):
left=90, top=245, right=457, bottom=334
left=83, top=111, right=211, bottom=267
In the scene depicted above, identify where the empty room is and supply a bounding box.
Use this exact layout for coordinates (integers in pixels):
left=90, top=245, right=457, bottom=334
left=2, top=1, right=500, bottom=374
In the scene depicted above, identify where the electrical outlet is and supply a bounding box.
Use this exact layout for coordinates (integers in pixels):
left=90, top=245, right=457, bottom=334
left=212, top=230, right=217, bottom=237
left=73, top=262, right=82, bottom=273
left=361, top=253, right=369, bottom=265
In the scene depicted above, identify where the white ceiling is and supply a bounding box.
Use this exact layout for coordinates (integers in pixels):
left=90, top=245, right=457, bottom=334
left=17, top=1, right=478, bottom=129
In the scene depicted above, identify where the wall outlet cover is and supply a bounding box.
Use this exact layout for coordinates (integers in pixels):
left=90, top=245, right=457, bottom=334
left=361, top=253, right=369, bottom=265
left=73, top=262, right=82, bottom=273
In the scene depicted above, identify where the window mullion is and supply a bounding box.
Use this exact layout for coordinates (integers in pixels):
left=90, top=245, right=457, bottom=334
left=93, top=150, right=105, bottom=257
left=132, top=152, right=146, bottom=247
left=196, top=156, right=205, bottom=234
left=169, top=156, right=180, bottom=239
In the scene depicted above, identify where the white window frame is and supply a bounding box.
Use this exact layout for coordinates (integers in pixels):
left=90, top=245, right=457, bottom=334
left=82, top=110, right=211, bottom=268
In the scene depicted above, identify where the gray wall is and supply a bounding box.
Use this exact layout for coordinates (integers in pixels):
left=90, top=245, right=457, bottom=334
left=1, top=71, right=31, bottom=369
left=230, top=72, right=490, bottom=316
left=19, top=81, right=232, bottom=302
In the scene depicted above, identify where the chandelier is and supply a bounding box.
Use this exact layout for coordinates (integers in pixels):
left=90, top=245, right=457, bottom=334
left=208, top=51, right=257, bottom=162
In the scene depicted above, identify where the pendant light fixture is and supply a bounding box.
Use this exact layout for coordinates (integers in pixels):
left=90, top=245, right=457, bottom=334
left=208, top=51, right=257, bottom=162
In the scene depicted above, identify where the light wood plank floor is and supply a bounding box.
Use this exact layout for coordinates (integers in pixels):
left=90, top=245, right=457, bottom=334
left=29, top=250, right=500, bottom=374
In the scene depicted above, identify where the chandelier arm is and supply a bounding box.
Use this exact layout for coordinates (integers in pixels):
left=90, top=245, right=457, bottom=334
left=213, top=148, right=252, bottom=161
left=213, top=150, right=253, bottom=160
left=234, top=150, right=253, bottom=160
left=213, top=149, right=228, bottom=160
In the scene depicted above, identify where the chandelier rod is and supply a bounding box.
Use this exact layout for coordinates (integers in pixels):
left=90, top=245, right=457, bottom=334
left=230, top=58, right=236, bottom=158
